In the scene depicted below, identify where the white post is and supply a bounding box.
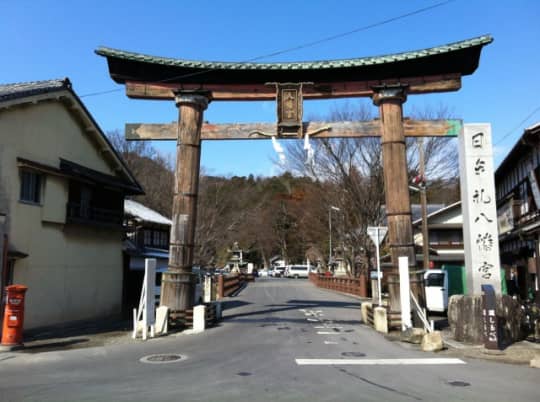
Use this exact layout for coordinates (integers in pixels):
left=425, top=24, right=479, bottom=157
left=399, top=256, right=412, bottom=330
left=144, top=258, right=156, bottom=339
left=204, top=275, right=212, bottom=303
left=329, top=209, right=332, bottom=265
left=193, top=305, right=206, bottom=333
left=375, top=228, right=382, bottom=306
left=132, top=308, right=138, bottom=339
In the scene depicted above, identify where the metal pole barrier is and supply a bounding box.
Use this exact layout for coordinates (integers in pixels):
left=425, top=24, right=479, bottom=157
left=376, top=227, right=382, bottom=306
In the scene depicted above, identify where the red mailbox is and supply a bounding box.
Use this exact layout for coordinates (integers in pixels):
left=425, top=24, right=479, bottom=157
left=1, top=285, right=28, bottom=347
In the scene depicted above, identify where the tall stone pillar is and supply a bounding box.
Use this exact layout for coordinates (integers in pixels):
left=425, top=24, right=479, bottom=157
left=372, top=86, right=418, bottom=313
left=161, top=92, right=209, bottom=311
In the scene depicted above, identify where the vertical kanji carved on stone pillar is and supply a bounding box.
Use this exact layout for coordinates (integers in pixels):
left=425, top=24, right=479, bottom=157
left=161, top=92, right=209, bottom=312
left=372, top=85, right=421, bottom=315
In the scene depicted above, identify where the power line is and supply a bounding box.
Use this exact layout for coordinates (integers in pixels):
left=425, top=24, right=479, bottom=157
left=79, top=88, right=121, bottom=98
left=248, top=0, right=456, bottom=62
left=80, top=0, right=456, bottom=97
left=494, top=105, right=540, bottom=146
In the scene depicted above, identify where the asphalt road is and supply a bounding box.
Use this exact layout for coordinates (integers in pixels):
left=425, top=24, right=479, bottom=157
left=0, top=278, right=538, bottom=402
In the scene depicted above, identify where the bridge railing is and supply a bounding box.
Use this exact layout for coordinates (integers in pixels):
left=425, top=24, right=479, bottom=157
left=216, top=273, right=255, bottom=299
left=309, top=272, right=366, bottom=297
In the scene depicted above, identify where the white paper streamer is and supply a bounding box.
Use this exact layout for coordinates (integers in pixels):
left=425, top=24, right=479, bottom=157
left=272, top=136, right=286, bottom=166
left=304, top=133, right=314, bottom=166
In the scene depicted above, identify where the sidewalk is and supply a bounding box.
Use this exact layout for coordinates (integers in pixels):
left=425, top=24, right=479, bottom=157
left=384, top=323, right=540, bottom=366
left=0, top=318, right=135, bottom=354
left=438, top=328, right=540, bottom=366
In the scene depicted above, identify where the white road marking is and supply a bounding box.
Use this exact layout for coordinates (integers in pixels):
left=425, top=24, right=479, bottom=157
left=324, top=341, right=338, bottom=345
left=307, top=318, right=319, bottom=322
left=317, top=331, right=340, bottom=335
left=295, top=358, right=466, bottom=366
left=314, top=326, right=343, bottom=329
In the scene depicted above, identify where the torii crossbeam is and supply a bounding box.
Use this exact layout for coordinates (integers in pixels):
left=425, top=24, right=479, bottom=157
left=96, top=35, right=492, bottom=317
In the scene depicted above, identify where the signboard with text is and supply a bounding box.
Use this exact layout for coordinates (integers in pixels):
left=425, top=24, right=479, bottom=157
left=459, top=124, right=502, bottom=295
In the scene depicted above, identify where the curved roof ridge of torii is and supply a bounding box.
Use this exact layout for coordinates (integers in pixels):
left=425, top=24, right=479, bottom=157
left=95, top=36, right=493, bottom=314
left=95, top=35, right=493, bottom=101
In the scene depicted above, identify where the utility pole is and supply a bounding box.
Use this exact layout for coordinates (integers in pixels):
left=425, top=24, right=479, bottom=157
left=418, top=138, right=430, bottom=270
left=328, top=206, right=340, bottom=268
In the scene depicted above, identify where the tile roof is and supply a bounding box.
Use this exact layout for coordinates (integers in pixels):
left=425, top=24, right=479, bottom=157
left=0, top=77, right=144, bottom=195
left=0, top=78, right=71, bottom=102
left=96, top=35, right=493, bottom=71
left=124, top=199, right=171, bottom=225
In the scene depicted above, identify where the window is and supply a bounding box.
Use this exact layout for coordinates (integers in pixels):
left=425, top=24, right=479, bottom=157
left=160, top=231, right=168, bottom=248
left=20, top=171, right=42, bottom=204
left=426, top=273, right=445, bottom=287
left=144, top=230, right=152, bottom=246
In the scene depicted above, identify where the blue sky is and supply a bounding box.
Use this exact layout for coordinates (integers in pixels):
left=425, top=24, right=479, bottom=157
left=3, top=1, right=539, bottom=177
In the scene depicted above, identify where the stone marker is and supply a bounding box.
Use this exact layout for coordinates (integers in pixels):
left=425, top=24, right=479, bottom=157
left=361, top=302, right=372, bottom=325
left=155, top=306, right=169, bottom=336
left=193, top=305, right=206, bottom=333
left=401, top=327, right=425, bottom=344
left=421, top=331, right=444, bottom=352
left=530, top=354, right=540, bottom=369
left=374, top=307, right=388, bottom=334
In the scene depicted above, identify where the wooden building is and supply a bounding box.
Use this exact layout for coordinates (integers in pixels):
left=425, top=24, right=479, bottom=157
left=495, top=122, right=540, bottom=300
left=412, top=202, right=468, bottom=296
left=0, top=78, right=143, bottom=329
left=122, top=199, right=171, bottom=312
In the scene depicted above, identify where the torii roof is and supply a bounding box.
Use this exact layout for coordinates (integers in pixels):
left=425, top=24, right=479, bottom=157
left=96, top=35, right=492, bottom=86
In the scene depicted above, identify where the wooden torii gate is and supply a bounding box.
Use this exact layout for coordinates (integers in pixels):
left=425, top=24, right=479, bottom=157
left=96, top=35, right=492, bottom=315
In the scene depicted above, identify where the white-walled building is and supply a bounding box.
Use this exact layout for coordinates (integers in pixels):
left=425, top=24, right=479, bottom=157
left=0, top=78, right=143, bottom=329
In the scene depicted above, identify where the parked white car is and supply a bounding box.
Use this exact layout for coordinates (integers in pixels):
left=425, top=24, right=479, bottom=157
left=424, top=269, right=448, bottom=313
left=272, top=266, right=286, bottom=277
left=286, top=265, right=311, bottom=279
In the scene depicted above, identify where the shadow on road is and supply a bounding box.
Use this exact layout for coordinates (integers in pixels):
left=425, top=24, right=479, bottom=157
left=20, top=338, right=90, bottom=354
left=225, top=298, right=362, bottom=326
left=221, top=300, right=252, bottom=310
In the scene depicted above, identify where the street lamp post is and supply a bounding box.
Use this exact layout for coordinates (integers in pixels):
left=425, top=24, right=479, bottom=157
left=329, top=206, right=340, bottom=267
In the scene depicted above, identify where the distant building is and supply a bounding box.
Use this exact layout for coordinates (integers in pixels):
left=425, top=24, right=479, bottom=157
left=0, top=78, right=143, bottom=329
left=412, top=202, right=467, bottom=296
left=495, top=122, right=540, bottom=300
left=413, top=201, right=464, bottom=268
left=122, top=199, right=171, bottom=311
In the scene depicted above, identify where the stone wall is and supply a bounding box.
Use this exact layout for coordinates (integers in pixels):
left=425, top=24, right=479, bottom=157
left=448, top=294, right=524, bottom=346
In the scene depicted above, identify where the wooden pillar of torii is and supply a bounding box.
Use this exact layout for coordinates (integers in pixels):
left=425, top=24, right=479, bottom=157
left=96, top=35, right=492, bottom=315
left=160, top=92, right=209, bottom=311
left=373, top=85, right=419, bottom=311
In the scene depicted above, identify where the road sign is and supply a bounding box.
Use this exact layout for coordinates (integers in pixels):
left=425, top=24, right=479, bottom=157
left=367, top=226, right=388, bottom=245
left=367, top=226, right=387, bottom=306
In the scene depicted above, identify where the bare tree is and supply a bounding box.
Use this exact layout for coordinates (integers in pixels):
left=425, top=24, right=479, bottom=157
left=283, top=101, right=459, bottom=274
left=107, top=130, right=174, bottom=217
